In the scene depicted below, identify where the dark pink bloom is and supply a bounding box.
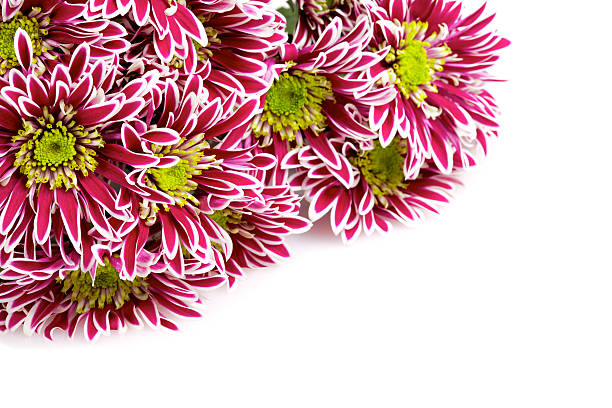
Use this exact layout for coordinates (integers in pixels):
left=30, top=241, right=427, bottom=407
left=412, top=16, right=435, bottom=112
left=120, top=0, right=285, bottom=102
left=0, top=44, right=153, bottom=263
left=363, top=0, right=509, bottom=174
left=0, top=244, right=226, bottom=340
left=1, top=0, right=129, bottom=75
left=180, top=0, right=286, bottom=91
left=283, top=133, right=458, bottom=242
left=250, top=15, right=387, bottom=183
left=85, top=0, right=206, bottom=63
left=112, top=75, right=280, bottom=278
left=293, top=0, right=368, bottom=47
left=202, top=182, right=311, bottom=287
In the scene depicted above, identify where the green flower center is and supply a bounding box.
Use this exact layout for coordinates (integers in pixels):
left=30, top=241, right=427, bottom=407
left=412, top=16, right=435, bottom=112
left=150, top=162, right=190, bottom=192
left=93, top=261, right=120, bottom=288
left=59, top=259, right=149, bottom=314
left=0, top=14, right=45, bottom=71
left=253, top=70, right=332, bottom=142
left=350, top=140, right=407, bottom=197
left=266, top=75, right=308, bottom=116
left=208, top=209, right=243, bottom=232
left=33, top=123, right=77, bottom=167
left=13, top=110, right=103, bottom=190
left=143, top=136, right=211, bottom=212
left=385, top=21, right=452, bottom=106
left=395, top=41, right=432, bottom=87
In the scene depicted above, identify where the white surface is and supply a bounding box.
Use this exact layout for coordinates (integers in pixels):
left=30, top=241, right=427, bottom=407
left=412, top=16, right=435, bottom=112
left=1, top=1, right=611, bottom=407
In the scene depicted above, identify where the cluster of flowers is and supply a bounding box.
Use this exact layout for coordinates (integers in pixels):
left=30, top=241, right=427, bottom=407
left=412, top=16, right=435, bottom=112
left=0, top=0, right=507, bottom=340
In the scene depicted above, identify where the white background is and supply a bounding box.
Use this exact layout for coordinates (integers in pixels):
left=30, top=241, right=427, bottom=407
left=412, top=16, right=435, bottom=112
left=1, top=0, right=611, bottom=407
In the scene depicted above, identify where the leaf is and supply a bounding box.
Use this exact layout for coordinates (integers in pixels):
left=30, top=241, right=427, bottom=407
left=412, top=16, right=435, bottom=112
left=278, top=0, right=298, bottom=37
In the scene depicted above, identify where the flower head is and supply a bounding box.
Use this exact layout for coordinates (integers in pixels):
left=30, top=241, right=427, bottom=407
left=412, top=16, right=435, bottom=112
left=0, top=245, right=226, bottom=341
left=203, top=184, right=311, bottom=287
left=0, top=44, right=153, bottom=260
left=1, top=1, right=129, bottom=75
left=58, top=258, right=149, bottom=314
left=350, top=137, right=407, bottom=197
left=107, top=74, right=283, bottom=279
left=85, top=0, right=206, bottom=59
left=283, top=132, right=458, bottom=242
left=116, top=0, right=285, bottom=103
left=364, top=0, right=509, bottom=174
left=250, top=15, right=387, bottom=183
left=292, top=0, right=367, bottom=47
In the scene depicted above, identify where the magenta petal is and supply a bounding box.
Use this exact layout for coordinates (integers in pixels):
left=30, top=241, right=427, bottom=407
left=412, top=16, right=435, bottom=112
left=309, top=184, right=340, bottom=220
left=85, top=314, right=100, bottom=341
left=159, top=212, right=179, bottom=257
left=76, top=101, right=119, bottom=127
left=166, top=248, right=185, bottom=277
left=35, top=186, right=53, bottom=244
left=155, top=295, right=200, bottom=318
left=305, top=129, right=342, bottom=170
left=103, top=144, right=159, bottom=167
left=331, top=190, right=351, bottom=233
left=153, top=33, right=173, bottom=60
left=27, top=76, right=48, bottom=105
left=137, top=298, right=161, bottom=327
left=121, top=227, right=147, bottom=279
left=69, top=44, right=90, bottom=82
left=111, top=99, right=145, bottom=122
left=0, top=180, right=27, bottom=234
left=93, top=309, right=110, bottom=333
left=79, top=176, right=124, bottom=218
left=206, top=99, right=258, bottom=138
left=55, top=189, right=81, bottom=249
left=0, top=107, right=19, bottom=130
left=132, top=0, right=150, bottom=25
left=160, top=318, right=179, bottom=331
left=141, top=128, right=181, bottom=145
left=430, top=137, right=454, bottom=174
left=14, top=28, right=32, bottom=71
left=9, top=257, right=65, bottom=273
left=327, top=154, right=354, bottom=189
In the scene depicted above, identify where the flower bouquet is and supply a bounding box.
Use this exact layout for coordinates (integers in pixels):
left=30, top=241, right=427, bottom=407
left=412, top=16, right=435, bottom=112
left=0, top=0, right=508, bottom=340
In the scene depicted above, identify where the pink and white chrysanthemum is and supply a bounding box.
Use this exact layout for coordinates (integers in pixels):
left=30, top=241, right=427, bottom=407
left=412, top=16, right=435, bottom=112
left=0, top=244, right=226, bottom=341
left=121, top=0, right=285, bottom=98
left=84, top=0, right=206, bottom=63
left=250, top=15, right=386, bottom=181
left=112, top=75, right=278, bottom=278
left=283, top=133, right=458, bottom=242
left=203, top=182, right=311, bottom=287
left=364, top=0, right=509, bottom=174
left=179, top=0, right=286, bottom=93
left=293, top=0, right=368, bottom=47
left=1, top=0, right=129, bottom=75
left=0, top=44, right=155, bottom=261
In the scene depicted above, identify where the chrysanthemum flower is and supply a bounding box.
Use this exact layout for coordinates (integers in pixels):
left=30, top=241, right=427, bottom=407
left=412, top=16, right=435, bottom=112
left=85, top=0, right=206, bottom=63
left=178, top=0, right=285, bottom=92
left=202, top=182, right=311, bottom=287
left=0, top=245, right=226, bottom=341
left=110, top=75, right=277, bottom=278
left=120, top=0, right=285, bottom=102
left=0, top=44, right=154, bottom=260
left=283, top=132, right=457, bottom=242
left=0, top=0, right=129, bottom=75
left=293, top=0, right=368, bottom=47
left=364, top=0, right=509, bottom=174
left=250, top=15, right=386, bottom=181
